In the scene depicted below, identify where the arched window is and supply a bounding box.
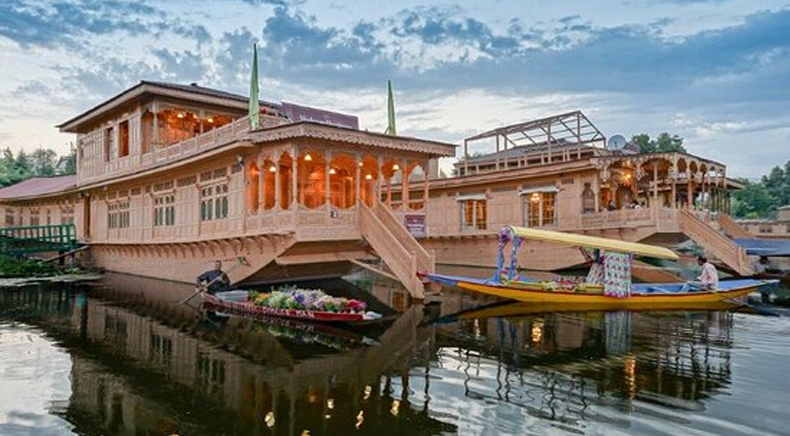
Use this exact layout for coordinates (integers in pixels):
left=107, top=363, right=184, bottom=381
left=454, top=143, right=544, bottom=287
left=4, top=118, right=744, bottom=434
left=297, top=150, right=326, bottom=209
left=581, top=182, right=595, bottom=213
left=329, top=153, right=357, bottom=209
left=407, top=163, right=426, bottom=211
left=381, top=159, right=402, bottom=208
left=247, top=161, right=260, bottom=212
left=360, top=156, right=379, bottom=206
left=279, top=153, right=293, bottom=210
left=262, top=158, right=276, bottom=210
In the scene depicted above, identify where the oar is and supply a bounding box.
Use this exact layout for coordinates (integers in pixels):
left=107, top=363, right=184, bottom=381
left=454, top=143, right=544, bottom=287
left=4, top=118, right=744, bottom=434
left=179, top=256, right=250, bottom=305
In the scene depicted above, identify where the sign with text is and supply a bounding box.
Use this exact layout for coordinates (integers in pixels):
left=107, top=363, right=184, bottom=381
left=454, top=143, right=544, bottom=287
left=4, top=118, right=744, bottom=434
left=281, top=102, right=359, bottom=130
left=404, top=214, right=427, bottom=238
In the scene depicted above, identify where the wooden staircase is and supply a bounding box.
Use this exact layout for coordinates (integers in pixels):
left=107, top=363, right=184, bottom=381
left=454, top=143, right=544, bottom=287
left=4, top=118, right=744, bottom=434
left=717, top=213, right=752, bottom=239
left=678, top=209, right=753, bottom=276
left=359, top=201, right=435, bottom=299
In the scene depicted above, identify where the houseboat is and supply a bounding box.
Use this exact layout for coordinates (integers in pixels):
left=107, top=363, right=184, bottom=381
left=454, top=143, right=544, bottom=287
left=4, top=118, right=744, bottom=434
left=0, top=81, right=454, bottom=298
left=1, top=85, right=765, bottom=293
left=390, top=111, right=755, bottom=277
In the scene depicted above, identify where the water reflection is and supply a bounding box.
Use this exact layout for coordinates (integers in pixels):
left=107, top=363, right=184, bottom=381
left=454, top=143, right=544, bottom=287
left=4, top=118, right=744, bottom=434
left=1, top=276, right=788, bottom=436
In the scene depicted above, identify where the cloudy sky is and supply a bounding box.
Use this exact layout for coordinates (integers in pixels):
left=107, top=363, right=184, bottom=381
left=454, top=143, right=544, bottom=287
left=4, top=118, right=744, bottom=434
left=1, top=0, right=788, bottom=178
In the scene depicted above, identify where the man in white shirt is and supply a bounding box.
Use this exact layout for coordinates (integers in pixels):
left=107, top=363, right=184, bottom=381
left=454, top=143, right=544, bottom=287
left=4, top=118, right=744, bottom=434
left=695, top=255, right=719, bottom=290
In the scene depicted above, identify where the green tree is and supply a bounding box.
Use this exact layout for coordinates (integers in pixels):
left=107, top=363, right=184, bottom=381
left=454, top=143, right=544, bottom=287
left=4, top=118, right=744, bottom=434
left=653, top=133, right=686, bottom=152
left=30, top=148, right=58, bottom=176
left=61, top=150, right=77, bottom=175
left=761, top=161, right=789, bottom=207
left=0, top=148, right=32, bottom=187
left=732, top=179, right=776, bottom=218
left=630, top=133, right=687, bottom=154
left=631, top=133, right=654, bottom=153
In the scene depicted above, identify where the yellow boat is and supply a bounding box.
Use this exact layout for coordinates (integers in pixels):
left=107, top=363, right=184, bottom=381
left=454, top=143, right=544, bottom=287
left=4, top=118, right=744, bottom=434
left=421, top=226, right=778, bottom=309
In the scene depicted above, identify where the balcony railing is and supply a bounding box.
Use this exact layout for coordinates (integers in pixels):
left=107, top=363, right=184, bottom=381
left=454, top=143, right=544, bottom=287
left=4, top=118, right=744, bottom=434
left=82, top=117, right=251, bottom=185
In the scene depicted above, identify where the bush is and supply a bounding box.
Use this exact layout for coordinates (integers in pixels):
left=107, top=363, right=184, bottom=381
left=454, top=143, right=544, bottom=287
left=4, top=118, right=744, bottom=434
left=0, top=255, right=64, bottom=278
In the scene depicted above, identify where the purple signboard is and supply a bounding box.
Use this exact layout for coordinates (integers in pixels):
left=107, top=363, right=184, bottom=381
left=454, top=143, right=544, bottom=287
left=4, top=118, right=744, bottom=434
left=404, top=214, right=427, bottom=238
left=281, top=102, right=359, bottom=130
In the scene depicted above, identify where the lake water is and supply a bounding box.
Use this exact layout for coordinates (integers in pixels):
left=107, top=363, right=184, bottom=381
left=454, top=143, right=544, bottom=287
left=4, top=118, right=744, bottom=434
left=1, top=273, right=790, bottom=436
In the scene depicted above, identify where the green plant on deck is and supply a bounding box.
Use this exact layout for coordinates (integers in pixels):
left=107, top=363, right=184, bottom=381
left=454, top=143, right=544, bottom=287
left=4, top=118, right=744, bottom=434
left=0, top=255, right=65, bottom=278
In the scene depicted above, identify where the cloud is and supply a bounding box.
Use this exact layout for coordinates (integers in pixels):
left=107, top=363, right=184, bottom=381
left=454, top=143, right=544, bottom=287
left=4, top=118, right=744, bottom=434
left=0, top=0, right=211, bottom=50
left=1, top=1, right=789, bottom=177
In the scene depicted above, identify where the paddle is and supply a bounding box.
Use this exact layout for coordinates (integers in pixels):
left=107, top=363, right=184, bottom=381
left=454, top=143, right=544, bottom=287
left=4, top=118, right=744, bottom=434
left=178, top=256, right=250, bottom=305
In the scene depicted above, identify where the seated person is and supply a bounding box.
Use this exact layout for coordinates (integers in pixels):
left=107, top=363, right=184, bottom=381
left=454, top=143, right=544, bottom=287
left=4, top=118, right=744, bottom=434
left=753, top=256, right=770, bottom=274
left=683, top=256, right=719, bottom=291
left=196, top=260, right=231, bottom=295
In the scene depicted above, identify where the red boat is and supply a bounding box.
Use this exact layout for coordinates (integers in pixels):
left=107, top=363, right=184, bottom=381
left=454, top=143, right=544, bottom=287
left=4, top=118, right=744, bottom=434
left=202, top=292, right=378, bottom=323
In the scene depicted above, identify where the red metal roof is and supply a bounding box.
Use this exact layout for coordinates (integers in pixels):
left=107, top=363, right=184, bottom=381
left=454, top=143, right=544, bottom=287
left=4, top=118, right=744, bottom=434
left=0, top=175, right=77, bottom=200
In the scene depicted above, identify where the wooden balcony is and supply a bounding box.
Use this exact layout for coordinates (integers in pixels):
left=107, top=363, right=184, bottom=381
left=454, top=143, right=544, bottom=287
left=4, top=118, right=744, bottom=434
left=82, top=117, right=251, bottom=186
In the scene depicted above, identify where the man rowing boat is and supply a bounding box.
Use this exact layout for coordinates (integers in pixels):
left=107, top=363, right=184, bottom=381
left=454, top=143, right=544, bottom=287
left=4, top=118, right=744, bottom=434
left=196, top=260, right=231, bottom=295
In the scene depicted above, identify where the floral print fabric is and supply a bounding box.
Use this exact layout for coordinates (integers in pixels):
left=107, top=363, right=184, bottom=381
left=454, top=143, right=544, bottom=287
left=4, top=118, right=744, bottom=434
left=603, top=251, right=632, bottom=298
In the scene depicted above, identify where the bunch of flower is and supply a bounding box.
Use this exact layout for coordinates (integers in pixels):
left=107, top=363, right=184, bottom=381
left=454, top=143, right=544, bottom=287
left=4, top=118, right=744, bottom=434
left=250, top=287, right=368, bottom=313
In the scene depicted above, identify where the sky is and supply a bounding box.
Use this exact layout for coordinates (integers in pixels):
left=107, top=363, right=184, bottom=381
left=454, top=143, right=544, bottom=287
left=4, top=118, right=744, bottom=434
left=0, top=0, right=789, bottom=179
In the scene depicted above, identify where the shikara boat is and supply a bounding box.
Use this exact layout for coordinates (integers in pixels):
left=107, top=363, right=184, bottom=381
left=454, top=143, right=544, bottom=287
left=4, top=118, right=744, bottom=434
left=202, top=291, right=381, bottom=323
left=420, top=226, right=778, bottom=310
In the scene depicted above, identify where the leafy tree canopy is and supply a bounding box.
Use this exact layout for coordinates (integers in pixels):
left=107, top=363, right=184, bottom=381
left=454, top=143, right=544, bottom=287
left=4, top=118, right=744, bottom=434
left=731, top=160, right=790, bottom=218
left=630, top=132, right=687, bottom=154
left=0, top=146, right=76, bottom=188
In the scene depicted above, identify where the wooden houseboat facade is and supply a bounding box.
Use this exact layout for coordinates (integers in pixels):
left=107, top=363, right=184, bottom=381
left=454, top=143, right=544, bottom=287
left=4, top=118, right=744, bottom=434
left=0, top=81, right=454, bottom=298
left=1, top=85, right=766, bottom=292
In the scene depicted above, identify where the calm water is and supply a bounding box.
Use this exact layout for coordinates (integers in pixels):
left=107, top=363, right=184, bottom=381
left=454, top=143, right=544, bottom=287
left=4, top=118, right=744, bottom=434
left=2, top=274, right=790, bottom=436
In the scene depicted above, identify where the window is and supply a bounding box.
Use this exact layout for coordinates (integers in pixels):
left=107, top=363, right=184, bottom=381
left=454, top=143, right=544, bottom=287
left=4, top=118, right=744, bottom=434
left=460, top=198, right=487, bottom=231
left=5, top=209, right=14, bottom=226
left=104, top=127, right=114, bottom=162
left=108, top=201, right=130, bottom=229
left=759, top=224, right=773, bottom=234
left=524, top=192, right=556, bottom=227
left=29, top=208, right=39, bottom=226
left=581, top=183, right=596, bottom=213
left=61, top=205, right=74, bottom=225
left=201, top=184, right=229, bottom=221
left=154, top=195, right=175, bottom=226
left=118, top=120, right=130, bottom=157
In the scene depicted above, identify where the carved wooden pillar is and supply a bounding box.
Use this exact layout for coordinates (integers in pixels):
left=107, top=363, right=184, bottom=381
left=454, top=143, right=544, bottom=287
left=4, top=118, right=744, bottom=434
left=274, top=154, right=281, bottom=211
left=355, top=153, right=362, bottom=210
left=376, top=156, right=383, bottom=208
left=652, top=162, right=658, bottom=209
left=152, top=102, right=159, bottom=150
left=258, top=155, right=265, bottom=212
left=593, top=176, right=600, bottom=212
left=325, top=150, right=332, bottom=217
left=423, top=159, right=430, bottom=214
left=402, top=159, right=410, bottom=211
left=386, top=161, right=393, bottom=208
left=291, top=147, right=298, bottom=211
left=687, top=175, right=694, bottom=209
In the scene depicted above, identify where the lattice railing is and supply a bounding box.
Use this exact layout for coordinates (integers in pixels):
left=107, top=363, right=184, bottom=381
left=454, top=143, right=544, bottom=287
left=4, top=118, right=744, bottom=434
left=679, top=209, right=753, bottom=276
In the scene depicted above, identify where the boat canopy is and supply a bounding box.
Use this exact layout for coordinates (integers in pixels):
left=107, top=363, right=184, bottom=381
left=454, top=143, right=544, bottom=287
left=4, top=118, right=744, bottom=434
left=502, top=226, right=679, bottom=260
left=734, top=238, right=790, bottom=257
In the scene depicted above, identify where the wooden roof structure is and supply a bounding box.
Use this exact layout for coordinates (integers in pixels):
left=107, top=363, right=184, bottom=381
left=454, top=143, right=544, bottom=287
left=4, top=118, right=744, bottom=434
left=462, top=111, right=606, bottom=165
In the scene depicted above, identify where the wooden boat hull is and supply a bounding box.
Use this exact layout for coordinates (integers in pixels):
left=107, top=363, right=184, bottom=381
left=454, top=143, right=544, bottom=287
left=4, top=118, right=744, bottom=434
left=422, top=273, right=777, bottom=310
left=202, top=294, right=368, bottom=323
